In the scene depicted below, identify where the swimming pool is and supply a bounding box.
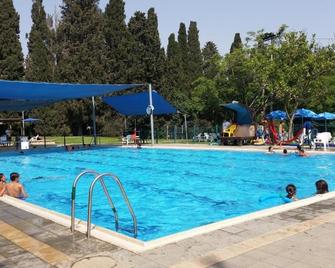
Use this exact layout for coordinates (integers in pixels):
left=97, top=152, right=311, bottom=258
left=1, top=147, right=334, bottom=241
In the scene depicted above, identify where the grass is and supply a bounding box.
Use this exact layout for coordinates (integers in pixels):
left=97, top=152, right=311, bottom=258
left=46, top=136, right=202, bottom=145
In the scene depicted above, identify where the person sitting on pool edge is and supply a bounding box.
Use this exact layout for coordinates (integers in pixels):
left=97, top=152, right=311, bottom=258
left=0, top=173, right=6, bottom=193
left=286, top=184, right=298, bottom=201
left=315, top=179, right=329, bottom=194
left=0, top=172, right=28, bottom=199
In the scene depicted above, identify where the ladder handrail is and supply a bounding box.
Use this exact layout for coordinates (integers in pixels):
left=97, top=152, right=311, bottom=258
left=87, top=173, right=138, bottom=238
left=71, top=170, right=119, bottom=233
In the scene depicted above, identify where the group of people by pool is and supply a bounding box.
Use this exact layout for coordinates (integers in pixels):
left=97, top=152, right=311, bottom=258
left=285, top=179, right=329, bottom=201
left=267, top=144, right=307, bottom=157
left=0, top=172, right=28, bottom=199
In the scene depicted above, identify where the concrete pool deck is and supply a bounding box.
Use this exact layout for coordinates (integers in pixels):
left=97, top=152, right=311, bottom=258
left=1, top=197, right=335, bottom=267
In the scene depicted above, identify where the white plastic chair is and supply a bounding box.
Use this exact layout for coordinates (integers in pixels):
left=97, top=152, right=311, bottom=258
left=313, top=132, right=332, bottom=150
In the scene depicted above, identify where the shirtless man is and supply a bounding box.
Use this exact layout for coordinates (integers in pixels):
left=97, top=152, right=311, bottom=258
left=0, top=172, right=28, bottom=199
left=0, top=173, right=6, bottom=193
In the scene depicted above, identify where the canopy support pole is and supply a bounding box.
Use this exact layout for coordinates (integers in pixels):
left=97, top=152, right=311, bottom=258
left=21, top=111, right=25, bottom=136
left=184, top=114, right=188, bottom=142
left=149, top=83, right=155, bottom=145
left=92, top=97, right=97, bottom=145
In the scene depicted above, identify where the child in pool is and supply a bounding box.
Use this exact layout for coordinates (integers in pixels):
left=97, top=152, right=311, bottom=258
left=0, top=172, right=28, bottom=199
left=0, top=173, right=6, bottom=193
left=315, top=179, right=329, bottom=194
left=286, top=184, right=298, bottom=201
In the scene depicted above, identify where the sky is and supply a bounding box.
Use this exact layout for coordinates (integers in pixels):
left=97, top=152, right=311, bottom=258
left=13, top=0, right=335, bottom=56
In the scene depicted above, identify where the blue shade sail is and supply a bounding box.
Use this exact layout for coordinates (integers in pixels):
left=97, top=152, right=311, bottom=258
left=314, top=112, right=335, bottom=120
left=0, top=80, right=141, bottom=100
left=294, top=108, right=317, bottom=118
left=103, top=91, right=177, bottom=116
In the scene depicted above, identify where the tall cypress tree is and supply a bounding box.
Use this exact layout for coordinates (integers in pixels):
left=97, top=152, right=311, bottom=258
left=230, top=33, right=242, bottom=53
left=187, top=21, right=203, bottom=82
left=104, top=0, right=131, bottom=83
left=177, top=23, right=189, bottom=75
left=163, top=33, right=183, bottom=101
left=56, top=0, right=107, bottom=83
left=55, top=0, right=108, bottom=135
left=202, top=41, right=220, bottom=79
left=26, top=0, right=54, bottom=82
left=145, top=8, right=165, bottom=87
left=128, top=11, right=148, bottom=83
left=0, top=0, right=24, bottom=80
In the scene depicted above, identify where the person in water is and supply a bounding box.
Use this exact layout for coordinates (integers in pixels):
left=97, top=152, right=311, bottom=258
left=315, top=179, right=329, bottom=194
left=286, top=184, right=298, bottom=201
left=298, top=149, right=308, bottom=157
left=283, top=149, right=288, bottom=155
left=267, top=146, right=275, bottom=153
left=0, top=173, right=6, bottom=193
left=0, top=172, right=28, bottom=199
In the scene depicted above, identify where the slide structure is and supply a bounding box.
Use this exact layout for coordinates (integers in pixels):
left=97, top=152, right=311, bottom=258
left=268, top=122, right=303, bottom=145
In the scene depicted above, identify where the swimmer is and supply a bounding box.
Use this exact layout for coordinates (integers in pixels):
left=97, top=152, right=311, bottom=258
left=286, top=184, right=298, bottom=201
left=267, top=146, right=275, bottom=153
left=0, top=172, right=28, bottom=199
left=283, top=149, right=288, bottom=155
left=0, top=173, right=6, bottom=193
left=298, top=149, right=308, bottom=157
left=315, top=179, right=329, bottom=194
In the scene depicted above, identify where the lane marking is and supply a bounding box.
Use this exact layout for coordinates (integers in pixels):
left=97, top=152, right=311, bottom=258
left=171, top=211, right=335, bottom=268
left=0, top=220, right=72, bottom=266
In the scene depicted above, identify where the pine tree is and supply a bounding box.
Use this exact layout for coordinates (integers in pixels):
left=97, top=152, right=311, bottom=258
left=187, top=21, right=203, bottom=82
left=0, top=0, right=24, bottom=80
left=230, top=33, right=242, bottom=53
left=202, top=41, right=220, bottom=79
left=25, top=0, right=54, bottom=82
left=104, top=0, right=131, bottom=83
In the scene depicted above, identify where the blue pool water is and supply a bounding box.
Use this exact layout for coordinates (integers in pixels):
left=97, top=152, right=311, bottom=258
left=0, top=147, right=334, bottom=241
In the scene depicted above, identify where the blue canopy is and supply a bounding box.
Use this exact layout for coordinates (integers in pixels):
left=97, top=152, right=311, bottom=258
left=222, top=103, right=253, bottom=125
left=0, top=80, right=141, bottom=111
left=266, top=110, right=288, bottom=120
left=294, top=108, right=317, bottom=118
left=23, top=118, right=41, bottom=123
left=314, top=112, right=335, bottom=120
left=103, top=91, right=177, bottom=116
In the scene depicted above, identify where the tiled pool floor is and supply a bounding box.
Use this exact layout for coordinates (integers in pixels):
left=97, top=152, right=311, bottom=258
left=1, top=197, right=335, bottom=268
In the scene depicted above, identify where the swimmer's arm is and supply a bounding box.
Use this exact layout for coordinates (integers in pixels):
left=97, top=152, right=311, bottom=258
left=0, top=186, right=6, bottom=196
left=19, top=185, right=28, bottom=198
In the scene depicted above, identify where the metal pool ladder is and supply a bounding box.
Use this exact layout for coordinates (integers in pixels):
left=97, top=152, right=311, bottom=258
left=70, top=170, right=138, bottom=238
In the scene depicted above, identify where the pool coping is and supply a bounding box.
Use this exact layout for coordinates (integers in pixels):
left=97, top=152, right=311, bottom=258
left=1, top=191, right=335, bottom=253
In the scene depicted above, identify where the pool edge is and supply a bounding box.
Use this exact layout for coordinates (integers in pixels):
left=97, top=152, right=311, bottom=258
left=1, top=192, right=335, bottom=253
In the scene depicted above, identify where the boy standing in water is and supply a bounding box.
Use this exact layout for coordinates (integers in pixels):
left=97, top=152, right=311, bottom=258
left=0, top=172, right=28, bottom=199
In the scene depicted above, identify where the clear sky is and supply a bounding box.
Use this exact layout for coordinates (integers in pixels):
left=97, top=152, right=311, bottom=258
left=13, top=0, right=335, bottom=56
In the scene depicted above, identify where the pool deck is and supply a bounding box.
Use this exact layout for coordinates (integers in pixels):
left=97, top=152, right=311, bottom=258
left=1, top=196, right=335, bottom=268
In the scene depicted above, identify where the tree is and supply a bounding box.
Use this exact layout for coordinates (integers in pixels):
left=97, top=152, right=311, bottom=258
left=25, top=0, right=54, bottom=82
left=55, top=0, right=108, bottom=135
left=272, top=32, right=335, bottom=136
left=187, top=21, right=203, bottom=82
left=163, top=33, right=183, bottom=103
left=127, top=11, right=148, bottom=83
left=202, top=41, right=221, bottom=79
left=230, top=33, right=242, bottom=53
left=104, top=0, right=131, bottom=83
left=145, top=8, right=165, bottom=87
left=0, top=0, right=24, bottom=80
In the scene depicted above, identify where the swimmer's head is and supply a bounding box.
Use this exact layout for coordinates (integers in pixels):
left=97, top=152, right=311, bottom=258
left=315, top=179, right=329, bottom=194
left=286, top=184, right=297, bottom=198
